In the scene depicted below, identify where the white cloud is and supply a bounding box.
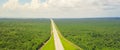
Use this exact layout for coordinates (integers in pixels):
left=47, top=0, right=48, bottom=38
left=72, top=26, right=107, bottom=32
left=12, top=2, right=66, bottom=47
left=3, top=0, right=42, bottom=10
left=3, top=0, right=20, bottom=9
left=2, top=0, right=120, bottom=10
left=0, top=0, right=120, bottom=18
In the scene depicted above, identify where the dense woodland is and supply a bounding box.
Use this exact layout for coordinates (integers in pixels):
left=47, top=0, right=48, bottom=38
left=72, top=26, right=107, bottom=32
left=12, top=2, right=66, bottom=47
left=0, top=19, right=50, bottom=50
left=55, top=18, right=120, bottom=50
left=0, top=18, right=120, bottom=50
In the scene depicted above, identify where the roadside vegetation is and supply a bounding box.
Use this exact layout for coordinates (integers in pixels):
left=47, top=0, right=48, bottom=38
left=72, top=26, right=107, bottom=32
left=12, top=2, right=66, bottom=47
left=40, top=33, right=55, bottom=50
left=55, top=18, right=120, bottom=50
left=54, top=23, right=82, bottom=50
left=0, top=19, right=50, bottom=50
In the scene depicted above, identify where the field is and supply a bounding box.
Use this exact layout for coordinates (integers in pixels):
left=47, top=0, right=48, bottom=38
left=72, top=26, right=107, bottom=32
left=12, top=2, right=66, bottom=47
left=0, top=19, right=50, bottom=50
left=55, top=18, right=120, bottom=50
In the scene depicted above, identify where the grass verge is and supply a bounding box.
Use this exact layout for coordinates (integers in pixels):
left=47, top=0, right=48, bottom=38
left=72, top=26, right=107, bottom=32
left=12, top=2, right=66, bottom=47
left=54, top=21, right=83, bottom=50
left=40, top=33, right=55, bottom=50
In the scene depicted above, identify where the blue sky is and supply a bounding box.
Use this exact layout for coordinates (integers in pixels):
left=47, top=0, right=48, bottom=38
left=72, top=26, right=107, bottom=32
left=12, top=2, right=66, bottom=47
left=0, top=0, right=120, bottom=18
left=19, top=0, right=31, bottom=4
left=19, top=0, right=46, bottom=4
left=0, top=0, right=7, bottom=6
left=0, top=0, right=45, bottom=5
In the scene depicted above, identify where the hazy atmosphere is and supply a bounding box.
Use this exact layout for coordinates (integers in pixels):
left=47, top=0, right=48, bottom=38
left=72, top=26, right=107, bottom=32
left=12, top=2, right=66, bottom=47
left=0, top=0, right=120, bottom=18
left=0, top=0, right=120, bottom=50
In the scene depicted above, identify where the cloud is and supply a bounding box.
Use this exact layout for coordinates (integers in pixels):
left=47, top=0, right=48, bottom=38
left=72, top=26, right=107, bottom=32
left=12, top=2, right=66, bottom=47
left=3, top=0, right=42, bottom=10
left=3, top=0, right=20, bottom=9
left=0, top=0, right=120, bottom=18
left=2, top=0, right=120, bottom=10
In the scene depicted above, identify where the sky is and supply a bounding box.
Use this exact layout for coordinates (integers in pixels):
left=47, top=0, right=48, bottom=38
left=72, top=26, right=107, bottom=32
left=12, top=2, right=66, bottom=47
left=0, top=0, right=120, bottom=18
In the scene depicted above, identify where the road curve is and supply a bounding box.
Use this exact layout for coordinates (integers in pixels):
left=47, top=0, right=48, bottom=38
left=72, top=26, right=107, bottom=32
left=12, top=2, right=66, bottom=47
left=51, top=19, right=64, bottom=50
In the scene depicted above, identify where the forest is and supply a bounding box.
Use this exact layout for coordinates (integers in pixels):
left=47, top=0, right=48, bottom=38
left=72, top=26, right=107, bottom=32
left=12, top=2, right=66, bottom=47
left=0, top=19, right=50, bottom=50
left=55, top=18, right=120, bottom=50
